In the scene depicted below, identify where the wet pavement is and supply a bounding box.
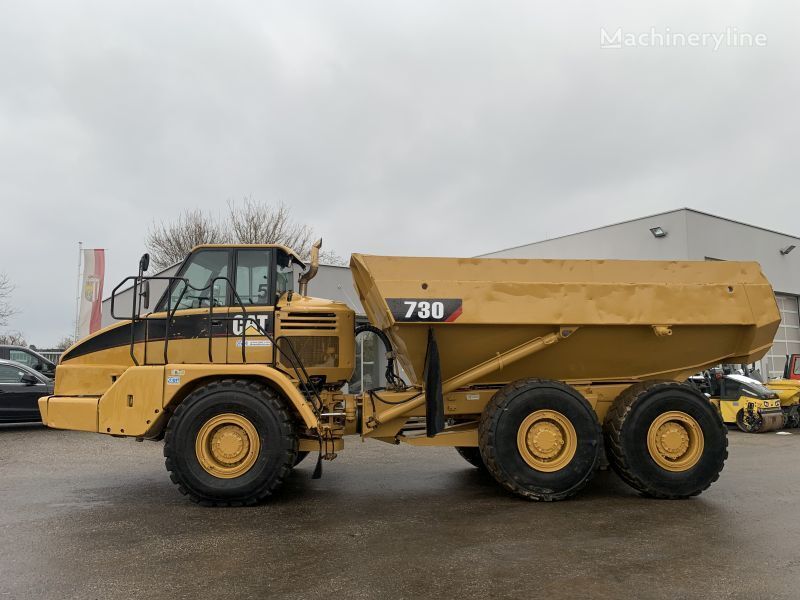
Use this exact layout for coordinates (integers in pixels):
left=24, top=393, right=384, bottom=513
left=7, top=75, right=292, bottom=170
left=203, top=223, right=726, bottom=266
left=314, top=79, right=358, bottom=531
left=2, top=424, right=800, bottom=599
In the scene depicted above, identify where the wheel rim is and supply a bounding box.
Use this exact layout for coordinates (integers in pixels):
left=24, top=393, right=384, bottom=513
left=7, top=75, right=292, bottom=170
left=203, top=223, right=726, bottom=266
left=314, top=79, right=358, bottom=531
left=647, top=411, right=704, bottom=472
left=195, top=413, right=261, bottom=479
left=516, top=410, right=577, bottom=472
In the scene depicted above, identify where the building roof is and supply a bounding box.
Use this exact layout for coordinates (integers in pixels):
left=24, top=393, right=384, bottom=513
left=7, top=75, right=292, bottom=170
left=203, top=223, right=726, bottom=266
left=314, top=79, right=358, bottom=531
left=481, top=207, right=800, bottom=256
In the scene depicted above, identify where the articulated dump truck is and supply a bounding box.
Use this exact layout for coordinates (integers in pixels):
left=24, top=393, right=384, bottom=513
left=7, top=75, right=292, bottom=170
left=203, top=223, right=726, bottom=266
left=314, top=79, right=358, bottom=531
left=39, top=243, right=780, bottom=504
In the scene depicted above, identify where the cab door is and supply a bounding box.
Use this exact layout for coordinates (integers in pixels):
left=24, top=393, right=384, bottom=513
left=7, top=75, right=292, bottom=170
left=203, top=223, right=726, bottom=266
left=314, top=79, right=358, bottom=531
left=226, top=248, right=276, bottom=365
left=144, top=248, right=231, bottom=365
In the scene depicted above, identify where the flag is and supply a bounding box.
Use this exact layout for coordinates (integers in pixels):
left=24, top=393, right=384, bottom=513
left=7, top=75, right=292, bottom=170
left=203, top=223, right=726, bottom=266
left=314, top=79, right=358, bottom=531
left=77, top=249, right=105, bottom=339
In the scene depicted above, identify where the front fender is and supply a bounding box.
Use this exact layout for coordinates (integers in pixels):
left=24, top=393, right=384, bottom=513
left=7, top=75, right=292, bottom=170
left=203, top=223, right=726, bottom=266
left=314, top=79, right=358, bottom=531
left=163, top=364, right=318, bottom=430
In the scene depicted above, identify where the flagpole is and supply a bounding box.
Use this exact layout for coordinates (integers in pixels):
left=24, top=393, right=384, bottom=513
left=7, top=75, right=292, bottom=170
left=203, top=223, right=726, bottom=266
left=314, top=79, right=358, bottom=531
left=74, top=241, right=83, bottom=341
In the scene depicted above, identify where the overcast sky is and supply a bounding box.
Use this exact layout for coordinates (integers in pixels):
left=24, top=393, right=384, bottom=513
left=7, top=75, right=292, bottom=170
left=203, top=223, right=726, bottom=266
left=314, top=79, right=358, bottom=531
left=1, top=0, right=798, bottom=345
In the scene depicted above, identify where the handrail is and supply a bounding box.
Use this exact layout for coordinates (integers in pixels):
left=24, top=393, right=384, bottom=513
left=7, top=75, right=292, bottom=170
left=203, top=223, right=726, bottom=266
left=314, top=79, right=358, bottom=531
left=109, top=272, right=324, bottom=415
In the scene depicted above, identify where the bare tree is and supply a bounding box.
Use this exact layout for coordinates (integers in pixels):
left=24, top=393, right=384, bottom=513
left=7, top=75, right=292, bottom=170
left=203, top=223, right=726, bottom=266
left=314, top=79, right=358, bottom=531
left=0, top=332, right=26, bottom=346
left=145, top=209, right=225, bottom=271
left=0, top=273, right=16, bottom=328
left=145, top=199, right=347, bottom=270
left=227, top=199, right=313, bottom=250
left=54, top=335, right=76, bottom=350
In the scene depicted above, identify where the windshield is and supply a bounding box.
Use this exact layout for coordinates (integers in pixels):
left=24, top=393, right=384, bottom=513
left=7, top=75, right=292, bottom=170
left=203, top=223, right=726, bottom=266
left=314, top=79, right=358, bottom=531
left=160, top=249, right=229, bottom=311
left=727, top=374, right=775, bottom=397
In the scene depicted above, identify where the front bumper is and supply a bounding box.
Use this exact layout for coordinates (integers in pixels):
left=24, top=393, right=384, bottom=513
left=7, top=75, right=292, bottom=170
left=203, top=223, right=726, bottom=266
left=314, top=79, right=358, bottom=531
left=38, top=396, right=99, bottom=432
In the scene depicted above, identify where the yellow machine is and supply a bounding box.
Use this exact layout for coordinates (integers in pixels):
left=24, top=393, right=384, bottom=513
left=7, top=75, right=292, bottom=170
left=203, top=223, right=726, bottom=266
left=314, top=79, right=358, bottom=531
left=766, top=380, right=800, bottom=428
left=39, top=244, right=780, bottom=504
left=704, top=371, right=783, bottom=433
left=766, top=355, right=800, bottom=428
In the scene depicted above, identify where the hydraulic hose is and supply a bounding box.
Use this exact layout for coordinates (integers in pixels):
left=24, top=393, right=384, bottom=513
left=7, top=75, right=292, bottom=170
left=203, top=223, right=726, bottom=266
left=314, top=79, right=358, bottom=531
left=354, top=324, right=406, bottom=390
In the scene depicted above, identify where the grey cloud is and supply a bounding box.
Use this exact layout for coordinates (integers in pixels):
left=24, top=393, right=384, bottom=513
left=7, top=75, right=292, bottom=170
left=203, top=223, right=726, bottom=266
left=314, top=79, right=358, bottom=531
left=1, top=0, right=797, bottom=343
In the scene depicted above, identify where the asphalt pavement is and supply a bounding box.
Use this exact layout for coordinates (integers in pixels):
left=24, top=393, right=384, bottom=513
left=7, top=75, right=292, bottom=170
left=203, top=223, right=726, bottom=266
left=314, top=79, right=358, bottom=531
left=1, top=424, right=799, bottom=599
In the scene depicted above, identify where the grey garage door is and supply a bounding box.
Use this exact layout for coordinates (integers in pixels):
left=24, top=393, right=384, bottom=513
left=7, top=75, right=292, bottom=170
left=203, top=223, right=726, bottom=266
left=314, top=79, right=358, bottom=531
left=761, top=294, right=800, bottom=380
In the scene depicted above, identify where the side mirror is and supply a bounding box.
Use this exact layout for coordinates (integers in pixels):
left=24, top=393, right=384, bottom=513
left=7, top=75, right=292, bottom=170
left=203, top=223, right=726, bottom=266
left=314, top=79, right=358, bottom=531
left=33, top=362, right=43, bottom=371
left=20, top=373, right=38, bottom=386
left=140, top=279, right=151, bottom=309
left=139, top=253, right=150, bottom=273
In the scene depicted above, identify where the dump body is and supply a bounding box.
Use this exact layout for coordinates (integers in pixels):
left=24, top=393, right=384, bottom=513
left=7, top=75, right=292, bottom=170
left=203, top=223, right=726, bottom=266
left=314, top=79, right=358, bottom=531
left=351, top=255, right=780, bottom=385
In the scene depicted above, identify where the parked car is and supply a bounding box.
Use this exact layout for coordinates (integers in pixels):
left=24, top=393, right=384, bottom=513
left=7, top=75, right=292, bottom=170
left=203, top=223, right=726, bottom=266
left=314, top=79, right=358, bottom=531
left=0, top=345, right=56, bottom=378
left=0, top=359, right=53, bottom=423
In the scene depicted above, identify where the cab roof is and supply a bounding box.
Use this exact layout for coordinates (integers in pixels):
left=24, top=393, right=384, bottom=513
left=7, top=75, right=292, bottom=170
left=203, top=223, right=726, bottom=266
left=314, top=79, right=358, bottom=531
left=190, top=244, right=306, bottom=267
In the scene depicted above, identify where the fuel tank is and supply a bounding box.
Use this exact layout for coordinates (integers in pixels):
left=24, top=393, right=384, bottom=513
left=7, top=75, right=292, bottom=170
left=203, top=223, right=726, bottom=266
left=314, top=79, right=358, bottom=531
left=350, top=255, right=780, bottom=386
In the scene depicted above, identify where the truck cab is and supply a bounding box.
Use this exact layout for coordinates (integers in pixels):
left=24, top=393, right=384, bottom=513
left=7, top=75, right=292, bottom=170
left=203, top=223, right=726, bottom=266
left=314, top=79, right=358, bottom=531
left=41, top=243, right=354, bottom=441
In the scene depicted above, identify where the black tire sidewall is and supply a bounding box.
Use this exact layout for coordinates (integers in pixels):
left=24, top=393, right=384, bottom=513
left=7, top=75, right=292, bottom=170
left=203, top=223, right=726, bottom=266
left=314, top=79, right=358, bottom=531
left=620, top=388, right=726, bottom=497
left=486, top=383, right=600, bottom=497
left=456, top=446, right=485, bottom=469
left=169, top=384, right=294, bottom=501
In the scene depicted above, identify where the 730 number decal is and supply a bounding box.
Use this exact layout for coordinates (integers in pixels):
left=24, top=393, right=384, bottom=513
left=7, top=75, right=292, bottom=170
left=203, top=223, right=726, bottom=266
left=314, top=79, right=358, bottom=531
left=386, top=298, right=462, bottom=322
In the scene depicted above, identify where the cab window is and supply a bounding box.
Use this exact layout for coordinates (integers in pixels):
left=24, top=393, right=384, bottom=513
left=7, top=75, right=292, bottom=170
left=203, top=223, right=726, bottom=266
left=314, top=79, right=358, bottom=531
left=276, top=251, right=296, bottom=296
left=235, top=249, right=273, bottom=305
left=163, top=249, right=229, bottom=311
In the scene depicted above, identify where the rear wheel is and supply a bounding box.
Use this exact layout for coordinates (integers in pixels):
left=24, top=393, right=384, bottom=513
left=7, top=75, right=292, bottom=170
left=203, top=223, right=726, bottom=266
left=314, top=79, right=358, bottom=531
left=164, top=379, right=297, bottom=506
left=455, top=446, right=485, bottom=469
left=604, top=381, right=727, bottom=498
left=478, top=379, right=601, bottom=501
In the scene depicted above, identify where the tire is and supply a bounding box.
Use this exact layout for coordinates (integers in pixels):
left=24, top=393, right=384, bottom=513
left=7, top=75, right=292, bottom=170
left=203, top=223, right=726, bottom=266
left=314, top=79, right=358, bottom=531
left=478, top=378, right=601, bottom=501
left=164, top=378, right=297, bottom=506
left=604, top=380, right=727, bottom=499
left=455, top=446, right=485, bottom=469
left=293, top=451, right=310, bottom=467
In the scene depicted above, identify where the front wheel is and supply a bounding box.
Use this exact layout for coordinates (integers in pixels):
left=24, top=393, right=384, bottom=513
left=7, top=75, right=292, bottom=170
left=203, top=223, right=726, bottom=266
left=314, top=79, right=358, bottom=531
left=736, top=408, right=762, bottom=433
left=164, top=379, right=297, bottom=506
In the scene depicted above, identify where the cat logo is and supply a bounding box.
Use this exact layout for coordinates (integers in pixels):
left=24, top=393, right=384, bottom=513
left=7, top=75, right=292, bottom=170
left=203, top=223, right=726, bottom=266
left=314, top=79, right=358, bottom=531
left=232, top=314, right=271, bottom=336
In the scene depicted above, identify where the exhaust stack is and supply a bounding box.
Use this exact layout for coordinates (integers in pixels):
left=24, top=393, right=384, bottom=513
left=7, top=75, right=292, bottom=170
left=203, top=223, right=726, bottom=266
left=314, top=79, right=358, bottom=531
left=298, top=239, right=322, bottom=296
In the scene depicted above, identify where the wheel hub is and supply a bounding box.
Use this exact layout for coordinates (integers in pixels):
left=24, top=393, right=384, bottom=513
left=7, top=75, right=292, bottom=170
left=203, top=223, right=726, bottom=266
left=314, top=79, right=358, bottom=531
left=517, top=410, right=577, bottom=472
left=211, top=425, right=250, bottom=464
left=654, top=422, right=689, bottom=459
left=528, top=422, right=564, bottom=459
left=195, top=413, right=261, bottom=479
left=646, top=411, right=704, bottom=472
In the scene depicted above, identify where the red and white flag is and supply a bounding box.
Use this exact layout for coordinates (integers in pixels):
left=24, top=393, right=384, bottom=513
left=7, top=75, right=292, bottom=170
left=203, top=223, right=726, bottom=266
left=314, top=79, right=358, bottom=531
left=77, top=249, right=105, bottom=339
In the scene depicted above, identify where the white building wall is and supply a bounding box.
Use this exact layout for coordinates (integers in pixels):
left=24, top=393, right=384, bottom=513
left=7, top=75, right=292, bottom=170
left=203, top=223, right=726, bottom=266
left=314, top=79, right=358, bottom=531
left=685, top=211, right=800, bottom=294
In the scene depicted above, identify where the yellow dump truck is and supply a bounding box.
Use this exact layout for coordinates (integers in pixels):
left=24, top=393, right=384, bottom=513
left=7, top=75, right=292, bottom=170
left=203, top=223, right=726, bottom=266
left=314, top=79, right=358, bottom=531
left=39, top=244, right=780, bottom=504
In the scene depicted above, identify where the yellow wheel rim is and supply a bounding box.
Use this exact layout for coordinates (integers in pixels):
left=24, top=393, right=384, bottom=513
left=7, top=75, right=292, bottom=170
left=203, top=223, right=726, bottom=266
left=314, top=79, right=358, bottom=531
left=516, top=410, right=577, bottom=472
left=195, top=413, right=261, bottom=479
left=646, top=411, right=704, bottom=472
